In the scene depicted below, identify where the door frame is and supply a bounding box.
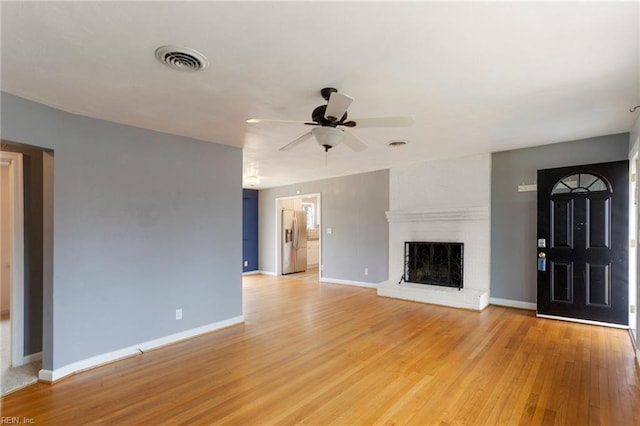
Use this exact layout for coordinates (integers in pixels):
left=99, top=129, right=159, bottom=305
left=629, top=138, right=640, bottom=352
left=274, top=193, right=321, bottom=277
left=1, top=151, right=25, bottom=366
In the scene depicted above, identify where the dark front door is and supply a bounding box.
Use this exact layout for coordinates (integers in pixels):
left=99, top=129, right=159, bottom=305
left=537, top=160, right=629, bottom=325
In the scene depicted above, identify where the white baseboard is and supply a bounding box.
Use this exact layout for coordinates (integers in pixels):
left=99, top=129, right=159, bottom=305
left=489, top=297, right=536, bottom=311
left=629, top=329, right=640, bottom=368
left=23, top=351, right=42, bottom=364
left=259, top=270, right=277, bottom=276
left=38, top=315, right=244, bottom=383
left=536, top=313, right=628, bottom=329
left=320, top=277, right=377, bottom=289
left=242, top=270, right=260, bottom=276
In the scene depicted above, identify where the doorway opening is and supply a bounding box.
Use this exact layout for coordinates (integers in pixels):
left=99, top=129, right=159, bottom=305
left=1, top=141, right=52, bottom=395
left=275, top=193, right=321, bottom=280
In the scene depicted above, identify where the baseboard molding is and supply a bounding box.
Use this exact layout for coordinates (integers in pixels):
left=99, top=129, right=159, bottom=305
left=489, top=297, right=536, bottom=311
left=38, top=315, right=244, bottom=383
left=242, top=270, right=260, bottom=276
left=320, top=277, right=377, bottom=289
left=259, top=270, right=277, bottom=276
left=537, top=313, right=628, bottom=329
left=629, top=329, right=640, bottom=368
left=23, top=351, right=42, bottom=364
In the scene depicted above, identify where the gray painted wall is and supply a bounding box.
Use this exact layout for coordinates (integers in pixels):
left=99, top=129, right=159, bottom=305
left=259, top=170, right=389, bottom=284
left=1, top=93, right=242, bottom=370
left=491, top=133, right=630, bottom=303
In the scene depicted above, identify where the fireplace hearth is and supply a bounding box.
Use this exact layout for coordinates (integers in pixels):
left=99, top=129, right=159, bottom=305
left=401, top=242, right=463, bottom=289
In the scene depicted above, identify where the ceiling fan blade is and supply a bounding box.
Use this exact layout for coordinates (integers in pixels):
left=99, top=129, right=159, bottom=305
left=247, top=118, right=316, bottom=125
left=342, top=130, right=368, bottom=152
left=324, top=92, right=354, bottom=121
left=347, top=116, right=414, bottom=128
left=278, top=131, right=313, bottom=151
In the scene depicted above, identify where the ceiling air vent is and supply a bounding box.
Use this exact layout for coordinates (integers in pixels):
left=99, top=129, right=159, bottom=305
left=155, top=46, right=208, bottom=72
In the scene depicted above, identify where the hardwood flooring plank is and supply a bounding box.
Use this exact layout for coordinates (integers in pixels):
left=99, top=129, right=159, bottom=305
left=1, top=274, right=639, bottom=425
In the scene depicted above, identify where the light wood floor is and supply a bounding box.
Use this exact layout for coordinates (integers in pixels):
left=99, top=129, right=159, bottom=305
left=2, top=274, right=639, bottom=425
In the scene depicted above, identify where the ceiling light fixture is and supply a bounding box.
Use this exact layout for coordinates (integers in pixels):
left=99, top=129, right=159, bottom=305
left=388, top=141, right=408, bottom=147
left=245, top=175, right=261, bottom=187
left=311, top=127, right=345, bottom=152
left=155, top=45, right=208, bottom=72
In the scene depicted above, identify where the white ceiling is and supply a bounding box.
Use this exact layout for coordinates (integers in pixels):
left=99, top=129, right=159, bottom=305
left=1, top=2, right=638, bottom=188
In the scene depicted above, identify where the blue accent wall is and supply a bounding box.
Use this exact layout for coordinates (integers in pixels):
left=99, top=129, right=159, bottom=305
left=243, top=189, right=259, bottom=272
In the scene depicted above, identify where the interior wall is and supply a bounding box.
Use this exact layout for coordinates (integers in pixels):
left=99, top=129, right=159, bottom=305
left=491, top=133, right=630, bottom=304
left=1, top=92, right=243, bottom=371
left=1, top=165, right=11, bottom=314
left=259, top=170, right=389, bottom=284
left=1, top=140, right=44, bottom=355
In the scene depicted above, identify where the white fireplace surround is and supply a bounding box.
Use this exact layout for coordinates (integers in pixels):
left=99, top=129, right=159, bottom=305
left=377, top=205, right=490, bottom=311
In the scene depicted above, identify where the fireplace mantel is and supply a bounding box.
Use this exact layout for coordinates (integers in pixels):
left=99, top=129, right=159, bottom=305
left=385, top=206, right=489, bottom=223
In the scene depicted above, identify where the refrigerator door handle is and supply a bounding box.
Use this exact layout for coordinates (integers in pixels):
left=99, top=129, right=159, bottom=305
left=292, top=215, right=299, bottom=248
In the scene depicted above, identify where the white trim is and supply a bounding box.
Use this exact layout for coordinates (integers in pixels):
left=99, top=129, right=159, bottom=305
left=23, top=351, right=42, bottom=364
left=536, top=314, right=629, bottom=329
left=38, top=315, right=244, bottom=383
left=489, top=297, right=536, bottom=310
left=517, top=184, right=537, bottom=192
left=629, top=329, right=640, bottom=368
left=259, top=270, right=277, bottom=276
left=1, top=152, right=25, bottom=367
left=385, top=206, right=489, bottom=223
left=320, top=277, right=377, bottom=289
left=242, top=270, right=260, bottom=276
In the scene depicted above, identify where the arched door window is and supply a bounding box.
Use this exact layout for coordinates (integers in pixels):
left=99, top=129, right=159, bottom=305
left=551, top=173, right=611, bottom=195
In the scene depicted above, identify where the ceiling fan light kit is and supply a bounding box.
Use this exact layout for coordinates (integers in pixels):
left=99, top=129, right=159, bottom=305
left=312, top=127, right=345, bottom=152
left=247, top=87, right=414, bottom=153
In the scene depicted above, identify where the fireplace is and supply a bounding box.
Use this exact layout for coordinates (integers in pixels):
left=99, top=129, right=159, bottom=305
left=402, top=242, right=463, bottom=289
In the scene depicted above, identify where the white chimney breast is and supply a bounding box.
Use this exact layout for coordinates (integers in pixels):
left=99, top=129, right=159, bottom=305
left=378, top=154, right=491, bottom=310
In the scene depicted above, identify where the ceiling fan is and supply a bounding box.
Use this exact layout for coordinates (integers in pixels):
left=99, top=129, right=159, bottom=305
left=247, top=88, right=414, bottom=152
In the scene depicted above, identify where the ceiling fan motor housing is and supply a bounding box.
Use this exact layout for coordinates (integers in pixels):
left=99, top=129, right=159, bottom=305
left=312, top=105, right=347, bottom=126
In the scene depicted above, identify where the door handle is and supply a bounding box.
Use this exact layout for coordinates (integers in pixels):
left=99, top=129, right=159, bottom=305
left=537, top=252, right=546, bottom=271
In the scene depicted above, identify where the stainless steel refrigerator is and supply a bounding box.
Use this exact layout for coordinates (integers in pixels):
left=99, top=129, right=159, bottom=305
left=282, top=209, right=307, bottom=274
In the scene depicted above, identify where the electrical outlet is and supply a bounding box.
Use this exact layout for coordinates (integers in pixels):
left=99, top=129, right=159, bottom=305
left=631, top=305, right=637, bottom=314
left=244, top=260, right=248, bottom=267
left=364, top=267, right=369, bottom=275
left=327, top=227, right=332, bottom=234
left=176, top=308, right=182, bottom=320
